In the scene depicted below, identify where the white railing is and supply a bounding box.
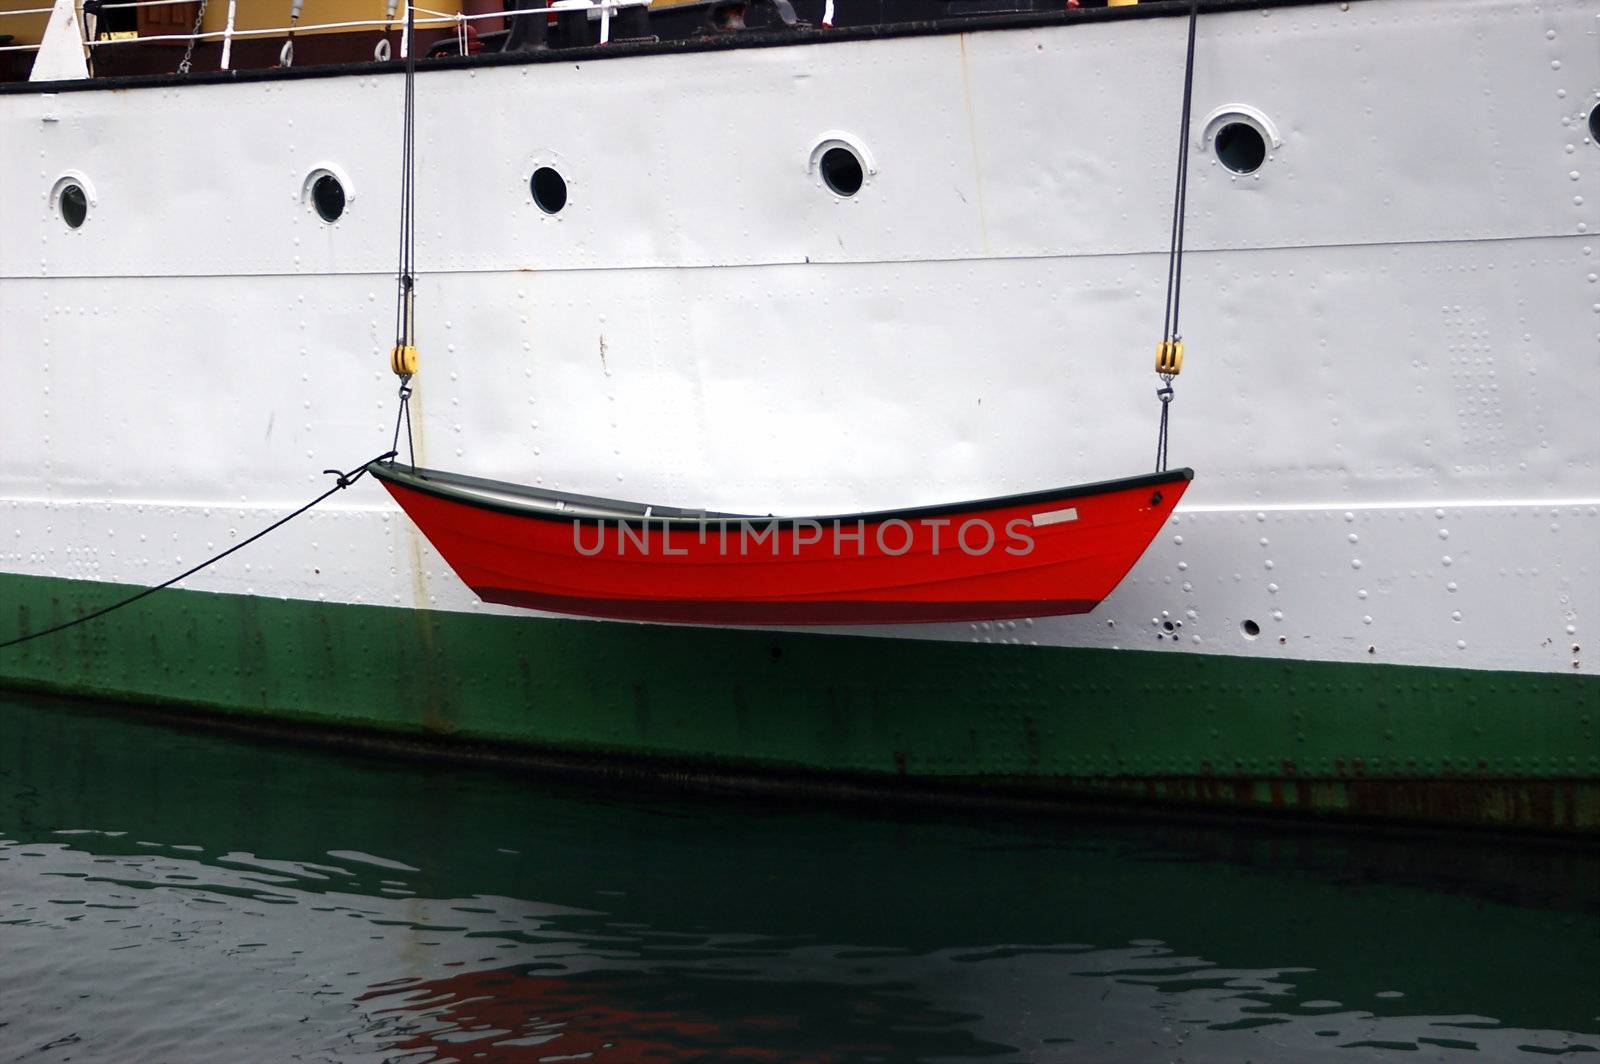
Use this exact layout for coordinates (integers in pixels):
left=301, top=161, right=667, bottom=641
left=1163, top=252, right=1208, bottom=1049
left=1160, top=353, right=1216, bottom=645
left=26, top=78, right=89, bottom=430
left=0, top=0, right=49, bottom=52
left=0, top=0, right=648, bottom=61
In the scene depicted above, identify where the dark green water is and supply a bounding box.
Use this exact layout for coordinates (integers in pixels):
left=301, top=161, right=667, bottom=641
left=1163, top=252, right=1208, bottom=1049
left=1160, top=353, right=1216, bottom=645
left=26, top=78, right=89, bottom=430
left=1, top=693, right=1595, bottom=1063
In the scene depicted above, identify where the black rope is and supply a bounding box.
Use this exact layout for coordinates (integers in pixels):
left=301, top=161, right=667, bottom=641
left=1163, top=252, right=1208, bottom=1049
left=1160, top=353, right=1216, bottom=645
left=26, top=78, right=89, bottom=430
left=393, top=0, right=417, bottom=352
left=1161, top=0, right=1200, bottom=350
left=391, top=381, right=415, bottom=467
left=1156, top=0, right=1200, bottom=473
left=402, top=391, right=414, bottom=465
left=390, top=0, right=419, bottom=468
left=0, top=452, right=395, bottom=652
left=1155, top=384, right=1174, bottom=473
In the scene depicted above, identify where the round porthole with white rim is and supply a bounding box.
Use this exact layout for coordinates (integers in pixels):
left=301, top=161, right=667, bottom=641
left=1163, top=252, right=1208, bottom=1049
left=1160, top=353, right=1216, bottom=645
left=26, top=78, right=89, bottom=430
left=302, top=165, right=353, bottom=224
left=1199, top=105, right=1281, bottom=178
left=809, top=133, right=874, bottom=199
left=50, top=173, right=94, bottom=229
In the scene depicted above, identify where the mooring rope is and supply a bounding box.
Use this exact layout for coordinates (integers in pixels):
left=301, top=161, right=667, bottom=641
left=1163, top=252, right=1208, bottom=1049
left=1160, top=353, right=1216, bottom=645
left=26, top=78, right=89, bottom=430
left=1154, top=0, right=1200, bottom=473
left=0, top=452, right=395, bottom=652
left=4, top=6, right=427, bottom=652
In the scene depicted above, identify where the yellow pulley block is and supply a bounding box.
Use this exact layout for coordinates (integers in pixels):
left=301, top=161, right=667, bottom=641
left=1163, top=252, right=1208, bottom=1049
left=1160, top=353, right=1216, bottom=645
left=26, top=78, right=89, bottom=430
left=390, top=344, right=419, bottom=377
left=1155, top=339, right=1184, bottom=376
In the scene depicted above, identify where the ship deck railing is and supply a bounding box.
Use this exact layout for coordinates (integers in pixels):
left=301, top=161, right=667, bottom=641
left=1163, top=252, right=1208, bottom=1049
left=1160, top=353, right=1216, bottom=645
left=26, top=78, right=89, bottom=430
left=0, top=0, right=652, bottom=66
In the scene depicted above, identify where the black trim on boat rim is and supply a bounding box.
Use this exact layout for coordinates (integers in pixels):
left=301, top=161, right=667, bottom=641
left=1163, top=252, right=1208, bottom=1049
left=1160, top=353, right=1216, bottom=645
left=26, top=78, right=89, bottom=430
left=366, top=460, right=1193, bottom=527
left=4, top=0, right=1355, bottom=97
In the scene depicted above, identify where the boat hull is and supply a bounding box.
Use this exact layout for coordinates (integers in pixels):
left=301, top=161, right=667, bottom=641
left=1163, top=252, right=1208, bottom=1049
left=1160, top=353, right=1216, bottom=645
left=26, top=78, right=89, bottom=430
left=369, top=465, right=1192, bottom=625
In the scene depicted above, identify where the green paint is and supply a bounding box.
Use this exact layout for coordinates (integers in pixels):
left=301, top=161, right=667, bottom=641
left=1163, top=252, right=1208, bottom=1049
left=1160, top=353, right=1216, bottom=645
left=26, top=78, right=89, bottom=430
left=3, top=572, right=1596, bottom=830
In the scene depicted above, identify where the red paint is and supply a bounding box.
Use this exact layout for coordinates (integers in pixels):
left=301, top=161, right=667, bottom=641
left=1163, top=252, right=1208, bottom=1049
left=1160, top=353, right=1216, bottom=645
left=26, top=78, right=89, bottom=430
left=373, top=466, right=1190, bottom=626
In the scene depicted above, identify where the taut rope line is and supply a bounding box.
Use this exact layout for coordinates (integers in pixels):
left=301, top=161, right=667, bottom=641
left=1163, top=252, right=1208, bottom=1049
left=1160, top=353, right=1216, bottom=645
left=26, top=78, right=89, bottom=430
left=1154, top=0, right=1200, bottom=474
left=388, top=0, right=420, bottom=467
left=4, top=0, right=432, bottom=650
left=0, top=453, right=396, bottom=651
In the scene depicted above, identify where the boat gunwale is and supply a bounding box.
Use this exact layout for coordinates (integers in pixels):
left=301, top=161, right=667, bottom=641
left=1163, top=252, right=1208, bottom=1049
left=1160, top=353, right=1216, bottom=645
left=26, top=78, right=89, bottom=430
left=2, top=0, right=1352, bottom=97
left=367, top=460, right=1193, bottom=528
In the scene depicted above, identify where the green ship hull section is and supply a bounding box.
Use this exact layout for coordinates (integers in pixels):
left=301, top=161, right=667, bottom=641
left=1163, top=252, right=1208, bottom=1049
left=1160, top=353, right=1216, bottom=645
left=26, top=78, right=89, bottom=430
left=2, top=572, right=1595, bottom=831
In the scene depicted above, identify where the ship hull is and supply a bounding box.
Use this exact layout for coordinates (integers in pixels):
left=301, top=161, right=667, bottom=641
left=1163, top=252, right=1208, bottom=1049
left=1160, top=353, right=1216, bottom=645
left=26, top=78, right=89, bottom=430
left=1, top=0, right=1596, bottom=830
left=3, top=570, right=1594, bottom=831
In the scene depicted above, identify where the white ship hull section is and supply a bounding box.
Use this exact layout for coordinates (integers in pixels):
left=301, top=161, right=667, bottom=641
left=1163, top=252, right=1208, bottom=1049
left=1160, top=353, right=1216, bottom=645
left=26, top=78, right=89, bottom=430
left=0, top=0, right=1595, bottom=676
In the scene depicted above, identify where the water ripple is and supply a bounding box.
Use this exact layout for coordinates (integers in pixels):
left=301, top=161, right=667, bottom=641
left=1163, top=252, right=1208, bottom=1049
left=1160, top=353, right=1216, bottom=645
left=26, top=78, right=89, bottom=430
left=1, top=694, right=1596, bottom=1062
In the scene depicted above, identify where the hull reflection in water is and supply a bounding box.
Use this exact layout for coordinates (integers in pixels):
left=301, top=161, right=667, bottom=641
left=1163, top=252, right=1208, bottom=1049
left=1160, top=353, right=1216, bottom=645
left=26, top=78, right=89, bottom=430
left=0, top=693, right=1595, bottom=1062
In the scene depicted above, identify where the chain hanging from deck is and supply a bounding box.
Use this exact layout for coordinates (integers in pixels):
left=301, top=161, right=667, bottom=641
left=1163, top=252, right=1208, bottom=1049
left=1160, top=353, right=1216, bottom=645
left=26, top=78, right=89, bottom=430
left=175, top=0, right=209, bottom=74
left=1154, top=0, right=1200, bottom=474
left=389, top=0, right=419, bottom=467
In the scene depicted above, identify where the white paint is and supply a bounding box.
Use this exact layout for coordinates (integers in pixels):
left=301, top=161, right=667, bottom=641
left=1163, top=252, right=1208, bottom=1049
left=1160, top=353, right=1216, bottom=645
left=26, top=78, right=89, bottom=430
left=0, top=0, right=1595, bottom=680
left=1031, top=507, right=1078, bottom=527
left=1199, top=104, right=1282, bottom=151
left=221, top=0, right=237, bottom=71
left=28, top=0, right=87, bottom=82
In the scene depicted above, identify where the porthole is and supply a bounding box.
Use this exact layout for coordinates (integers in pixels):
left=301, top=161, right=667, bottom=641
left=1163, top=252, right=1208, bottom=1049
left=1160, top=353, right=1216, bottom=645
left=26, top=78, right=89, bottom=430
left=57, top=182, right=88, bottom=228
left=531, top=166, right=567, bottom=214
left=49, top=175, right=94, bottom=229
left=808, top=133, right=875, bottom=199
left=1200, top=106, right=1281, bottom=180
left=1590, top=102, right=1599, bottom=145
left=1241, top=619, right=1260, bottom=640
left=819, top=146, right=864, bottom=197
left=311, top=173, right=345, bottom=222
left=301, top=166, right=354, bottom=224
left=1215, top=122, right=1267, bottom=175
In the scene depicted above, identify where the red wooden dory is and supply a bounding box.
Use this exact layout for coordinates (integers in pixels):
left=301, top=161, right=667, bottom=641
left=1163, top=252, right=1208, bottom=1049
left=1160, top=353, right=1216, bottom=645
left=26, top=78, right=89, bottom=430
left=369, top=462, right=1192, bottom=625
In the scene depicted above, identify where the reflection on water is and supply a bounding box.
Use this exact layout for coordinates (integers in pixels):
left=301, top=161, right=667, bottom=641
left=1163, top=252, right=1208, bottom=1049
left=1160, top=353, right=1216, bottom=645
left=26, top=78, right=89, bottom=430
left=1, top=693, right=1595, bottom=1062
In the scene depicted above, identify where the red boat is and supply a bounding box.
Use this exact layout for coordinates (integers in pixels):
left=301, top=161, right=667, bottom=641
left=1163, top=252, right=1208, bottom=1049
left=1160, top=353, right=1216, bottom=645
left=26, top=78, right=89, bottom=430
left=369, top=462, right=1192, bottom=625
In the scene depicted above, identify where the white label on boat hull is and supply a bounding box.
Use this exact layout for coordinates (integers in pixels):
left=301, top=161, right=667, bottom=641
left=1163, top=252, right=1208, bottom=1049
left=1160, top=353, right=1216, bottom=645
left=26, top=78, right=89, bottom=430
left=1031, top=507, right=1078, bottom=527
